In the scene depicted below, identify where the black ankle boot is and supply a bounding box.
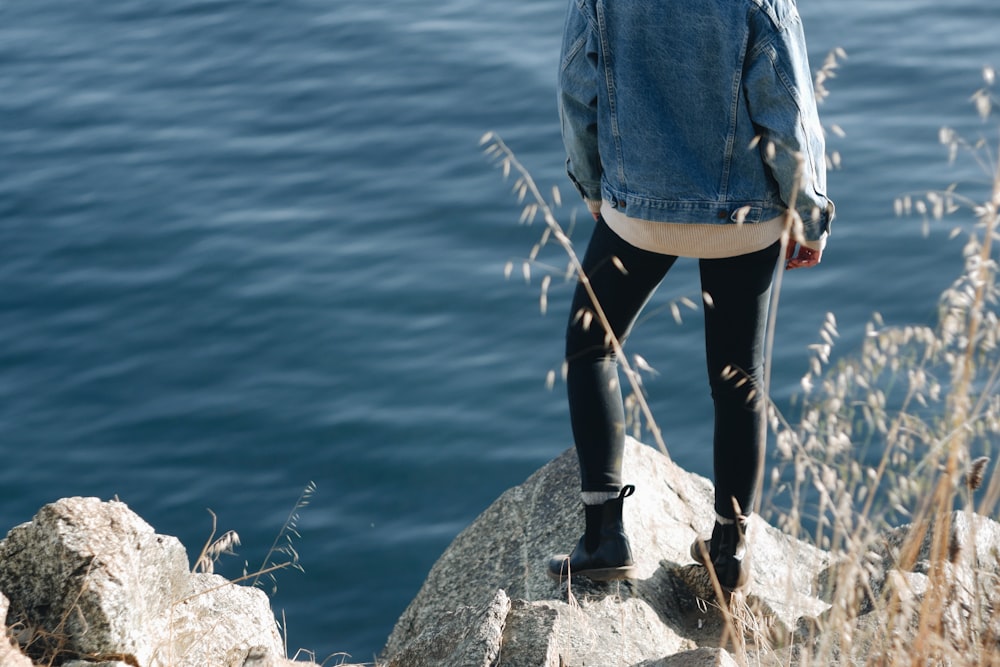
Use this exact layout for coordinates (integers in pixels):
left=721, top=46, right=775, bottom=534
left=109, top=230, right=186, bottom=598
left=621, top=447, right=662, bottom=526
left=690, top=518, right=750, bottom=592
left=547, top=485, right=637, bottom=582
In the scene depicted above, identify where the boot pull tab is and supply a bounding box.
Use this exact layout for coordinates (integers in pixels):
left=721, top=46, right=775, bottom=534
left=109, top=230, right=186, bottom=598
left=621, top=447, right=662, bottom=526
left=619, top=484, right=635, bottom=499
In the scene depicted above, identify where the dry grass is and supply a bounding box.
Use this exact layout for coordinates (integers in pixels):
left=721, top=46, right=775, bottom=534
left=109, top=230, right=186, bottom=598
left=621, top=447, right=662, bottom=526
left=760, top=64, right=1000, bottom=667
left=249, top=479, right=316, bottom=594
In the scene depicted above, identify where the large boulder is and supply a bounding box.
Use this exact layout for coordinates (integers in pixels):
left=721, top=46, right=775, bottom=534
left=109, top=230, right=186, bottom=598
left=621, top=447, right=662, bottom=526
left=382, top=437, right=1000, bottom=665
left=0, top=497, right=317, bottom=667
left=382, top=437, right=832, bottom=666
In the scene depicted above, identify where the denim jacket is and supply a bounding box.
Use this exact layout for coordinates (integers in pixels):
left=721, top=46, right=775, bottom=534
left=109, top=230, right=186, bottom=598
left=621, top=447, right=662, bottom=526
left=558, top=0, right=834, bottom=241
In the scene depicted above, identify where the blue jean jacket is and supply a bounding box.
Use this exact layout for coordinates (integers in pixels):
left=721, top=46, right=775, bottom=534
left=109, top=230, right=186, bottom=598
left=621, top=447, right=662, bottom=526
left=559, top=0, right=834, bottom=241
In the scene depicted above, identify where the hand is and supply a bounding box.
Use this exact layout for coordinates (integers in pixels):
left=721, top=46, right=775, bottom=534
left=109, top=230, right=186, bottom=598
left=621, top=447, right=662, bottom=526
left=785, top=243, right=822, bottom=270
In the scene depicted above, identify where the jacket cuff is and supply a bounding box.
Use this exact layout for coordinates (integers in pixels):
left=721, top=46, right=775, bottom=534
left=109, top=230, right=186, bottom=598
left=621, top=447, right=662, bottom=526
left=800, top=200, right=835, bottom=243
left=585, top=198, right=602, bottom=215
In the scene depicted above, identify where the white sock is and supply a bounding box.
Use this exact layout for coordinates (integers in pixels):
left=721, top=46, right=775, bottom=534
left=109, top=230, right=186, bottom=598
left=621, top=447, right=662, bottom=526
left=716, top=513, right=751, bottom=526
left=581, top=490, right=620, bottom=505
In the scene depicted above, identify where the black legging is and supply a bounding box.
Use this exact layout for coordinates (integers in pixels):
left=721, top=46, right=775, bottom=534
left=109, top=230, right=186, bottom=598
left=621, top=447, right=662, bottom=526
left=565, top=218, right=780, bottom=520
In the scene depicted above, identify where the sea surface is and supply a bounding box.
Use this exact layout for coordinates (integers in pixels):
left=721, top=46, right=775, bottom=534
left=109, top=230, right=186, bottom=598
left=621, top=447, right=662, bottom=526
left=1, top=0, right=998, bottom=662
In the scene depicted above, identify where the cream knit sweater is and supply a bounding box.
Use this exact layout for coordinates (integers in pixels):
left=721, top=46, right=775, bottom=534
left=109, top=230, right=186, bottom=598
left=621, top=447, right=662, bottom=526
left=597, top=200, right=826, bottom=259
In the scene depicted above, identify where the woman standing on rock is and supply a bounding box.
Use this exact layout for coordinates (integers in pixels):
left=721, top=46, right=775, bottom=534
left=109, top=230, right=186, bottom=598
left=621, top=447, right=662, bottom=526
left=546, top=0, right=834, bottom=591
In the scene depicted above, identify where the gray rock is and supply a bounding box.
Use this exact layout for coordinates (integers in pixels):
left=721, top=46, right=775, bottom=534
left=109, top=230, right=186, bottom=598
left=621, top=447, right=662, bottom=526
left=382, top=437, right=833, bottom=666
left=163, top=572, right=285, bottom=667
left=499, top=594, right=692, bottom=666
left=646, top=647, right=740, bottom=667
left=0, top=497, right=189, bottom=666
left=384, top=588, right=510, bottom=667
left=0, top=497, right=298, bottom=667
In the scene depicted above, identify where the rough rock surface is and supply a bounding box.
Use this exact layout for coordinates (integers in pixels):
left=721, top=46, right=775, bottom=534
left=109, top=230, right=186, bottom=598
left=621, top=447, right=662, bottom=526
left=0, top=497, right=319, bottom=667
left=381, top=437, right=832, bottom=666
left=384, top=588, right=511, bottom=667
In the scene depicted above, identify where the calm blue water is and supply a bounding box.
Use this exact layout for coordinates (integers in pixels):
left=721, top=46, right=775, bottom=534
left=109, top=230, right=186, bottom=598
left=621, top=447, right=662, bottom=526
left=1, top=0, right=997, bottom=662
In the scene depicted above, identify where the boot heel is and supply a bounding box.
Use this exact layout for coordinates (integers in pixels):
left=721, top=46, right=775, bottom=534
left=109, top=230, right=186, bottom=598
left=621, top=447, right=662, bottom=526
left=689, top=518, right=750, bottom=592
left=546, top=485, right=636, bottom=582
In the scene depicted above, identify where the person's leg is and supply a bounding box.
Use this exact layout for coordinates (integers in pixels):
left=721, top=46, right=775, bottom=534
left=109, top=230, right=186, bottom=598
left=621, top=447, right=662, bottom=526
left=549, top=217, right=677, bottom=582
left=695, top=240, right=780, bottom=590
left=565, top=218, right=677, bottom=495
left=700, top=241, right=780, bottom=519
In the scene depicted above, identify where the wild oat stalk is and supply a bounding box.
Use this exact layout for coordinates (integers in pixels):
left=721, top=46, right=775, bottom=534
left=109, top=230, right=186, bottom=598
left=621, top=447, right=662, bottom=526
left=192, top=509, right=241, bottom=575
left=906, top=66, right=1000, bottom=666
left=481, top=131, right=673, bottom=460
left=250, top=480, right=317, bottom=594
left=762, top=65, right=1000, bottom=667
